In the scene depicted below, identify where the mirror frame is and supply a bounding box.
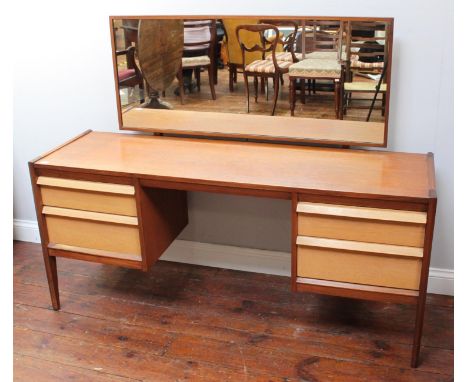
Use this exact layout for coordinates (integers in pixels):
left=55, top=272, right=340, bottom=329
left=110, top=15, right=394, bottom=147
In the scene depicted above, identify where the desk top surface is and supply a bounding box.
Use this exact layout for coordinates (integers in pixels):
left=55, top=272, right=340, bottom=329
left=34, top=131, right=435, bottom=200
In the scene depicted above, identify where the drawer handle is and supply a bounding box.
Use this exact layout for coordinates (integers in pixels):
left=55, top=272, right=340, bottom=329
left=297, top=202, right=427, bottom=224
left=43, top=206, right=138, bottom=226
left=37, top=177, right=135, bottom=195
left=296, top=235, right=423, bottom=258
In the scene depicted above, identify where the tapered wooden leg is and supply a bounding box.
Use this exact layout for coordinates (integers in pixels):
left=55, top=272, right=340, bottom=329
left=254, top=76, right=258, bottom=103
left=195, top=68, right=201, bottom=92
left=411, top=297, right=426, bottom=367
left=43, top=254, right=60, bottom=310
left=289, top=78, right=296, bottom=116
left=334, top=79, right=340, bottom=119
left=280, top=74, right=284, bottom=86
left=177, top=68, right=185, bottom=104
left=260, top=77, right=265, bottom=94
left=229, top=64, right=234, bottom=92
left=300, top=79, right=305, bottom=104
left=207, top=65, right=216, bottom=100
left=243, top=73, right=250, bottom=113
left=29, top=163, right=60, bottom=311
left=272, top=75, right=280, bottom=116
left=411, top=199, right=437, bottom=368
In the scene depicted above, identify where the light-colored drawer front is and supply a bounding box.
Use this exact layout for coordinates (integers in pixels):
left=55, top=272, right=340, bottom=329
left=45, top=215, right=141, bottom=258
left=298, top=214, right=425, bottom=247
left=41, top=186, right=137, bottom=216
left=297, top=246, right=421, bottom=290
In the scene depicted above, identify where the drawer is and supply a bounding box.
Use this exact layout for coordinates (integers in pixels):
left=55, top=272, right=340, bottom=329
left=296, top=236, right=422, bottom=290
left=38, top=177, right=137, bottom=216
left=44, top=206, right=141, bottom=261
left=297, top=202, right=426, bottom=247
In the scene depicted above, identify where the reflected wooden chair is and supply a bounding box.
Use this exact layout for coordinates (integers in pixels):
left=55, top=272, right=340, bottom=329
left=340, top=21, right=389, bottom=119
left=260, top=19, right=300, bottom=64
left=341, top=60, right=388, bottom=120
left=236, top=24, right=292, bottom=116
left=222, top=18, right=262, bottom=92
left=299, top=20, right=344, bottom=96
left=177, top=20, right=216, bottom=104
left=116, top=46, right=145, bottom=104
left=344, top=20, right=389, bottom=82
left=289, top=58, right=343, bottom=118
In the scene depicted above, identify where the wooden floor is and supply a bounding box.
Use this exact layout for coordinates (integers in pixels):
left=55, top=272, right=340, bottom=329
left=14, top=241, right=453, bottom=381
left=122, top=67, right=385, bottom=123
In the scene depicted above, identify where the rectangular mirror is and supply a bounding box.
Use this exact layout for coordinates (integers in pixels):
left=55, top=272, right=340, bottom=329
left=110, top=16, right=393, bottom=147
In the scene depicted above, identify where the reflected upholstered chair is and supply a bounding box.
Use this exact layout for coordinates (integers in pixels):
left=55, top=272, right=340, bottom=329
left=222, top=18, right=263, bottom=92
left=177, top=20, right=217, bottom=104
left=116, top=46, right=144, bottom=104
left=288, top=58, right=343, bottom=118
left=340, top=21, right=389, bottom=119
left=236, top=24, right=292, bottom=116
left=260, top=20, right=300, bottom=63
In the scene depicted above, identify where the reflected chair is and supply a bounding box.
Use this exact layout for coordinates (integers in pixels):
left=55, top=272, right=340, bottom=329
left=261, top=20, right=300, bottom=63
left=340, top=21, right=389, bottom=119
left=297, top=20, right=344, bottom=96
left=344, top=20, right=389, bottom=82
left=177, top=20, right=216, bottom=104
left=116, top=46, right=144, bottom=104
left=236, top=24, right=292, bottom=116
left=222, top=18, right=262, bottom=92
left=341, top=60, right=388, bottom=120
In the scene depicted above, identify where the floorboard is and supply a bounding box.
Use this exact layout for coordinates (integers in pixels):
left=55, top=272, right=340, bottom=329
left=14, top=241, right=453, bottom=381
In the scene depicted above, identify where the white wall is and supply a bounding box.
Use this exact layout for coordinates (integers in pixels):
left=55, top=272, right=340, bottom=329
left=14, top=0, right=453, bottom=271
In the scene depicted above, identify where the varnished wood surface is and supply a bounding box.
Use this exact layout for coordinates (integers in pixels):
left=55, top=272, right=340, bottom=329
left=45, top=215, right=141, bottom=256
left=37, top=176, right=135, bottom=195
left=296, top=246, right=422, bottom=290
left=42, top=206, right=139, bottom=226
left=40, top=186, right=138, bottom=217
left=34, top=131, right=435, bottom=200
left=298, top=213, right=426, bottom=247
left=296, top=202, right=428, bottom=223
left=296, top=235, right=424, bottom=258
left=137, top=19, right=183, bottom=92
left=296, top=277, right=420, bottom=298
left=14, top=242, right=453, bottom=381
left=122, top=108, right=386, bottom=146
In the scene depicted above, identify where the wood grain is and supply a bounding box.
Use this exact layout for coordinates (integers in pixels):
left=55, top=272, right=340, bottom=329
left=296, top=202, right=427, bottom=223
left=48, top=243, right=142, bottom=262
left=296, top=277, right=419, bottom=297
left=297, top=246, right=422, bottom=289
left=45, top=215, right=141, bottom=256
left=34, top=131, right=435, bottom=201
left=37, top=176, right=135, bottom=195
left=40, top=186, right=137, bottom=216
left=122, top=108, right=386, bottom=146
left=136, top=184, right=188, bottom=271
left=42, top=206, right=138, bottom=226
left=14, top=241, right=453, bottom=380
left=296, top=235, right=424, bottom=258
left=137, top=19, right=184, bottom=92
left=298, top=213, right=426, bottom=247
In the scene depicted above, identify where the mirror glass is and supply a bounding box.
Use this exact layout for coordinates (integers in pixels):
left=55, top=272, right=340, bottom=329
left=111, top=17, right=393, bottom=146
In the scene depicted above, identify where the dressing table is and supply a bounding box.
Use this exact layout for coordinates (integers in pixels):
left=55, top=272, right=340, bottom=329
left=29, top=15, right=437, bottom=368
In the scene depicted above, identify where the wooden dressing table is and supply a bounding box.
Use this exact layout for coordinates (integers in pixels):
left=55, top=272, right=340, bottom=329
left=29, top=130, right=436, bottom=368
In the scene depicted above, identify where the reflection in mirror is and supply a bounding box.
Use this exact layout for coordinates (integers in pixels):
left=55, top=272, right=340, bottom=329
left=112, top=17, right=392, bottom=145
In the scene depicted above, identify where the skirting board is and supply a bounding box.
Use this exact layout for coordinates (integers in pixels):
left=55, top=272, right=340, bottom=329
left=13, top=219, right=454, bottom=296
